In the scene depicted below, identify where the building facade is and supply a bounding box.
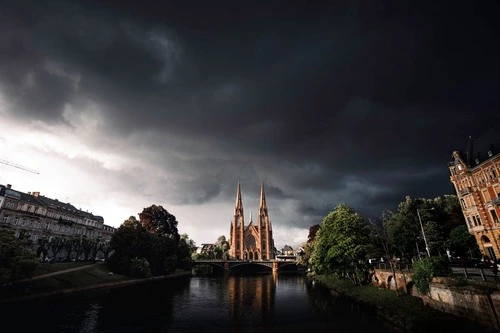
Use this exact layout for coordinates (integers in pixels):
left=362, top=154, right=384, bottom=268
left=0, top=183, right=115, bottom=256
left=229, top=182, right=275, bottom=260
left=449, top=127, right=500, bottom=260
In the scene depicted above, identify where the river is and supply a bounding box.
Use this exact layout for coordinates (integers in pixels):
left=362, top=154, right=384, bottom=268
left=0, top=272, right=479, bottom=332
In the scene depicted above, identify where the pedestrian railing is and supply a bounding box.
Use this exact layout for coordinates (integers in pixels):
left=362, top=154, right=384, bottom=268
left=375, top=263, right=499, bottom=282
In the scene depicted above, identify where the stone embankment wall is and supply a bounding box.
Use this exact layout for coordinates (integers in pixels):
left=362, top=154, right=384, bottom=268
left=372, top=268, right=500, bottom=330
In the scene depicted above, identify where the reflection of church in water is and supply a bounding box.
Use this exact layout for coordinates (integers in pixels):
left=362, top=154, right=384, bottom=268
left=229, top=182, right=276, bottom=260
left=227, top=273, right=276, bottom=327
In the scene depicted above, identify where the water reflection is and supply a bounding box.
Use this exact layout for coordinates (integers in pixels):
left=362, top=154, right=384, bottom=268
left=0, top=273, right=402, bottom=333
left=227, top=274, right=275, bottom=329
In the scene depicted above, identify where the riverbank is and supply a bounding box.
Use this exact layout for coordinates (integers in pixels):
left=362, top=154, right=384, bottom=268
left=0, top=263, right=192, bottom=303
left=310, top=273, right=494, bottom=333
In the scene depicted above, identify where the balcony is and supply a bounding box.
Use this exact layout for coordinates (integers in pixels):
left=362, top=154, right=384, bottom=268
left=458, top=187, right=472, bottom=196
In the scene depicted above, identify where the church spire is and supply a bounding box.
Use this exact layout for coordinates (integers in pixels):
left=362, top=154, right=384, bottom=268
left=259, top=181, right=267, bottom=215
left=235, top=180, right=243, bottom=215
left=249, top=210, right=253, bottom=222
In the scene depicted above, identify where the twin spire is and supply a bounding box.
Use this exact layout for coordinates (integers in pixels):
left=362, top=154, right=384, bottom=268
left=234, top=180, right=267, bottom=215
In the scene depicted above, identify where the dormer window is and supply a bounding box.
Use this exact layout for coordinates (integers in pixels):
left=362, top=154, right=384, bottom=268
left=457, top=165, right=463, bottom=170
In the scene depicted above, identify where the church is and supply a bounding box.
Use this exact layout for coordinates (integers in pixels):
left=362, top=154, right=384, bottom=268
left=229, top=181, right=275, bottom=260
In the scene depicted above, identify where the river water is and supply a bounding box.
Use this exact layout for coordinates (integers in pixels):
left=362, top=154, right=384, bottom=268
left=0, top=272, right=481, bottom=332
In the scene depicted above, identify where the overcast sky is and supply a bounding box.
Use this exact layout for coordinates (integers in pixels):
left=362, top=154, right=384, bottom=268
left=1, top=0, right=499, bottom=249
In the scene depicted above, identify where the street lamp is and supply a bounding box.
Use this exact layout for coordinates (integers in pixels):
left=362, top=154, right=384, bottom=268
left=417, top=208, right=435, bottom=257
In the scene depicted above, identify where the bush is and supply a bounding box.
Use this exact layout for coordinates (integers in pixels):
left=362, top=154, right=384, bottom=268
left=412, top=257, right=450, bottom=294
left=129, top=257, right=151, bottom=278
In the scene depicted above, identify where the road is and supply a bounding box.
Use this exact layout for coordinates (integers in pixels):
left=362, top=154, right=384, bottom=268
left=450, top=266, right=498, bottom=282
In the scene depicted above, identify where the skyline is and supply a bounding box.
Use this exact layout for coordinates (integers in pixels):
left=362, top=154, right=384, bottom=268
left=1, top=1, right=500, bottom=248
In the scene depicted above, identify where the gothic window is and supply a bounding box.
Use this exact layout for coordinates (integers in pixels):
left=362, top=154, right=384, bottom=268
left=245, top=234, right=256, bottom=249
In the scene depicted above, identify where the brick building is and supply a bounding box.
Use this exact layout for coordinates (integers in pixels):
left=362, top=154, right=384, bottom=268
left=449, top=127, right=500, bottom=259
left=0, top=183, right=115, bottom=258
left=229, top=182, right=275, bottom=260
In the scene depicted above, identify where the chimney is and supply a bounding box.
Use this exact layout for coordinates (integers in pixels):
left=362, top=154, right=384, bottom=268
left=33, top=192, right=40, bottom=197
left=6, top=184, right=11, bottom=189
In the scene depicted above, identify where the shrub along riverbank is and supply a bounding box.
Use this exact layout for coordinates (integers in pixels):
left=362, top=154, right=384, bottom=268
left=310, top=273, right=493, bottom=333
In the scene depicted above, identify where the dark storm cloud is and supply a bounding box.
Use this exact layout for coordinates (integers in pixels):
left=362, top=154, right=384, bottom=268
left=2, top=0, right=500, bottom=233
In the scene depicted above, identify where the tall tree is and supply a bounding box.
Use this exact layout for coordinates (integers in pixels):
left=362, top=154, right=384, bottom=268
left=310, top=203, right=370, bottom=284
left=108, top=215, right=179, bottom=276
left=139, top=205, right=180, bottom=243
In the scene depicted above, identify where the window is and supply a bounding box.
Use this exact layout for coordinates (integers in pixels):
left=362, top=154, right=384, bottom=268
left=491, top=210, right=499, bottom=224
left=476, top=215, right=482, bottom=226
left=467, top=217, right=473, bottom=228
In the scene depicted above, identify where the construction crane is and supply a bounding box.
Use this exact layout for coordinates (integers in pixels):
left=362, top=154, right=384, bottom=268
left=0, top=159, right=40, bottom=174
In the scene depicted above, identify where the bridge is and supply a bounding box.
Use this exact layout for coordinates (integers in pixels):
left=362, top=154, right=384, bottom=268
left=193, top=259, right=304, bottom=272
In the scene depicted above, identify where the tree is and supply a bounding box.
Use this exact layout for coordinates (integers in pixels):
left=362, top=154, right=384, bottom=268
left=36, top=238, right=50, bottom=260
left=177, top=233, right=196, bottom=269
left=48, top=236, right=66, bottom=259
left=81, top=238, right=98, bottom=261
left=108, top=215, right=179, bottom=276
left=450, top=225, right=480, bottom=258
left=310, top=204, right=371, bottom=284
left=384, top=196, right=454, bottom=260
left=307, top=224, right=320, bottom=243
left=296, top=242, right=313, bottom=267
left=0, top=228, right=39, bottom=285
left=215, top=235, right=229, bottom=260
left=139, top=205, right=180, bottom=243
left=368, top=214, right=400, bottom=295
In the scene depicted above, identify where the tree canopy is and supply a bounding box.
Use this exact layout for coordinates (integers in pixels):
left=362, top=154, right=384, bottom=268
left=108, top=213, right=179, bottom=277
left=139, top=204, right=180, bottom=242
left=310, top=203, right=370, bottom=284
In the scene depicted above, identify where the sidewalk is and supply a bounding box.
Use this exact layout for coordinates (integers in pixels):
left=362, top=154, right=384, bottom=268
left=1, top=270, right=192, bottom=303
left=12, top=263, right=102, bottom=285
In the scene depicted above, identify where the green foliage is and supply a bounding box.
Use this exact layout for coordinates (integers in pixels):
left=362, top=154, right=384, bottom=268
left=193, top=235, right=229, bottom=260
left=0, top=228, right=39, bottom=285
left=139, top=205, right=180, bottom=242
left=310, top=203, right=370, bottom=284
left=129, top=257, right=151, bottom=278
left=48, top=236, right=66, bottom=258
left=412, top=257, right=451, bottom=294
left=383, top=195, right=465, bottom=260
left=297, top=241, right=313, bottom=267
left=108, top=215, right=179, bottom=276
left=449, top=225, right=480, bottom=258
left=177, top=233, right=195, bottom=270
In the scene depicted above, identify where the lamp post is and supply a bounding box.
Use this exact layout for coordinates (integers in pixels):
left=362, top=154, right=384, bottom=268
left=415, top=237, right=421, bottom=259
left=417, top=208, right=434, bottom=257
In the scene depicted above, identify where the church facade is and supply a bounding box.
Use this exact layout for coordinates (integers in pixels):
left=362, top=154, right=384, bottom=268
left=229, top=182, right=275, bottom=260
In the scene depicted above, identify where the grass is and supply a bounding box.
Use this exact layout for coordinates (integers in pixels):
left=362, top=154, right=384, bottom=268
left=1, top=263, right=132, bottom=300
left=311, top=274, right=490, bottom=333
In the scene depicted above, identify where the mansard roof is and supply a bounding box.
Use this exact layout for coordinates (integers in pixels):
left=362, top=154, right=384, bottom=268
left=453, top=126, right=500, bottom=167
left=0, top=183, right=103, bottom=222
